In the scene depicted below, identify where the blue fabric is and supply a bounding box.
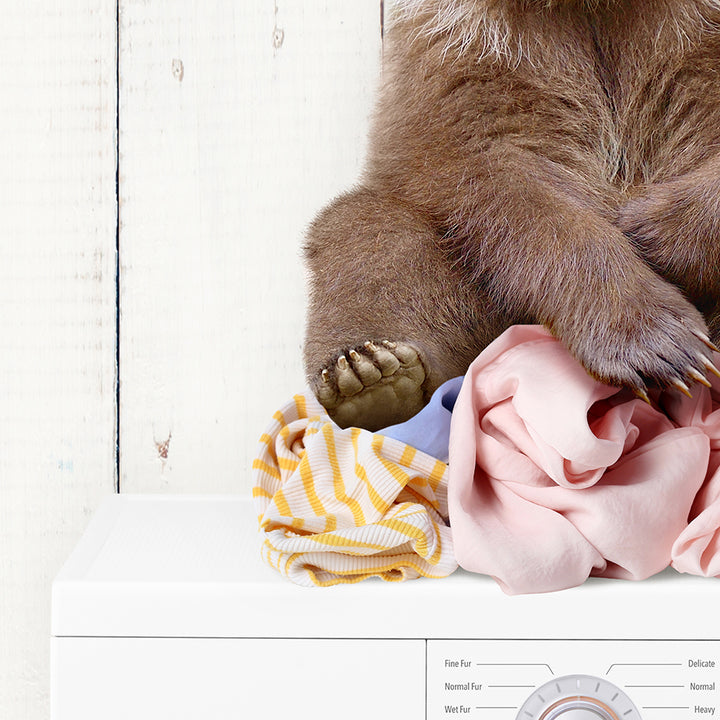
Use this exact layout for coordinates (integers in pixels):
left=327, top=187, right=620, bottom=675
left=378, top=376, right=462, bottom=463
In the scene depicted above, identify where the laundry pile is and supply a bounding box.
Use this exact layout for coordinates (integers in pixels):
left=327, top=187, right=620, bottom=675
left=251, top=390, right=456, bottom=587
left=252, top=325, right=720, bottom=593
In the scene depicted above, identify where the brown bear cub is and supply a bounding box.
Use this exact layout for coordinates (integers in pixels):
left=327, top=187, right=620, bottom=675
left=304, top=0, right=720, bottom=431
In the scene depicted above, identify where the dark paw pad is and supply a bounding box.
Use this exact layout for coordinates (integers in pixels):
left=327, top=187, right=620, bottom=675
left=313, top=341, right=426, bottom=431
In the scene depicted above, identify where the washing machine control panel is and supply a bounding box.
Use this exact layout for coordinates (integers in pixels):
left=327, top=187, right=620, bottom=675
left=426, top=640, right=719, bottom=720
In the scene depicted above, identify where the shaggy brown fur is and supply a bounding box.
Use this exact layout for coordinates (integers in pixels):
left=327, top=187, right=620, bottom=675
left=304, top=0, right=720, bottom=431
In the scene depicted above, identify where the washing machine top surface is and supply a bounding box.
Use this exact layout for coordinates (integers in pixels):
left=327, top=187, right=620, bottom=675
left=52, top=494, right=720, bottom=640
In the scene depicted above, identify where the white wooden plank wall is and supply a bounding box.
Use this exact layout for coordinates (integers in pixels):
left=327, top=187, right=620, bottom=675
left=119, top=1, right=384, bottom=492
left=1, top=2, right=386, bottom=718
left=0, top=3, right=117, bottom=719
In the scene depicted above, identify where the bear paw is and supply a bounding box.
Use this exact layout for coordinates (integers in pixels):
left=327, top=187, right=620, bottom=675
left=312, top=341, right=427, bottom=431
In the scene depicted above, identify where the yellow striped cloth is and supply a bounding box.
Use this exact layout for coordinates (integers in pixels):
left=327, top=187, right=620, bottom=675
left=252, top=391, right=457, bottom=587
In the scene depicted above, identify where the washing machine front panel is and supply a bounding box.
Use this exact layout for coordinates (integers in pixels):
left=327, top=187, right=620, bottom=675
left=51, top=496, right=720, bottom=720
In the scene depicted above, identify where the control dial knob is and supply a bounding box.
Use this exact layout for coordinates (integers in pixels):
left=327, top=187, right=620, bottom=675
left=516, top=675, right=641, bottom=720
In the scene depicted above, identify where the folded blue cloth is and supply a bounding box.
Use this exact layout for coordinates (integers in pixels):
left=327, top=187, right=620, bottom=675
left=378, top=377, right=462, bottom=462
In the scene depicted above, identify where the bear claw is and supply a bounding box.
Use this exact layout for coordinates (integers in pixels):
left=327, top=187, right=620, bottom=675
left=694, top=330, right=720, bottom=353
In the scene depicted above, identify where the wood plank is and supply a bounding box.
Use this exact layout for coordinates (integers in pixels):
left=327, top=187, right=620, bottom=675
left=0, top=3, right=117, bottom=718
left=119, top=1, right=384, bottom=492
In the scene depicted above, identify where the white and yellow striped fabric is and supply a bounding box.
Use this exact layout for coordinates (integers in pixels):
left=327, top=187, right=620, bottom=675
left=252, top=391, right=457, bottom=587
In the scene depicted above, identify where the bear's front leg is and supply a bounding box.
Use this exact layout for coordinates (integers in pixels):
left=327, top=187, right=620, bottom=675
left=446, top=146, right=717, bottom=398
left=616, top=154, right=720, bottom=345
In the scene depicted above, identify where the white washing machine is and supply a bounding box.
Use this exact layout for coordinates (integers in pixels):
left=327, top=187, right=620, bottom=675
left=51, top=494, right=720, bottom=719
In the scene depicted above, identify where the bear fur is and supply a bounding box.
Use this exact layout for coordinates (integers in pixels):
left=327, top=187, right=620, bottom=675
left=304, top=0, right=720, bottom=431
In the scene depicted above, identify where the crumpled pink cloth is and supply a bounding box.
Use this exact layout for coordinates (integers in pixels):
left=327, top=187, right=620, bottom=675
left=665, top=383, right=720, bottom=577
left=448, top=325, right=720, bottom=594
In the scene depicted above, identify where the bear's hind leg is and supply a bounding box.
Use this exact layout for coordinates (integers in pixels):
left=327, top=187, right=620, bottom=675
left=303, top=188, right=502, bottom=431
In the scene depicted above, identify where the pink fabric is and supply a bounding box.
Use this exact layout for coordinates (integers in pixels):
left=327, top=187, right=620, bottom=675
left=666, top=386, right=720, bottom=577
left=448, top=325, right=720, bottom=594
